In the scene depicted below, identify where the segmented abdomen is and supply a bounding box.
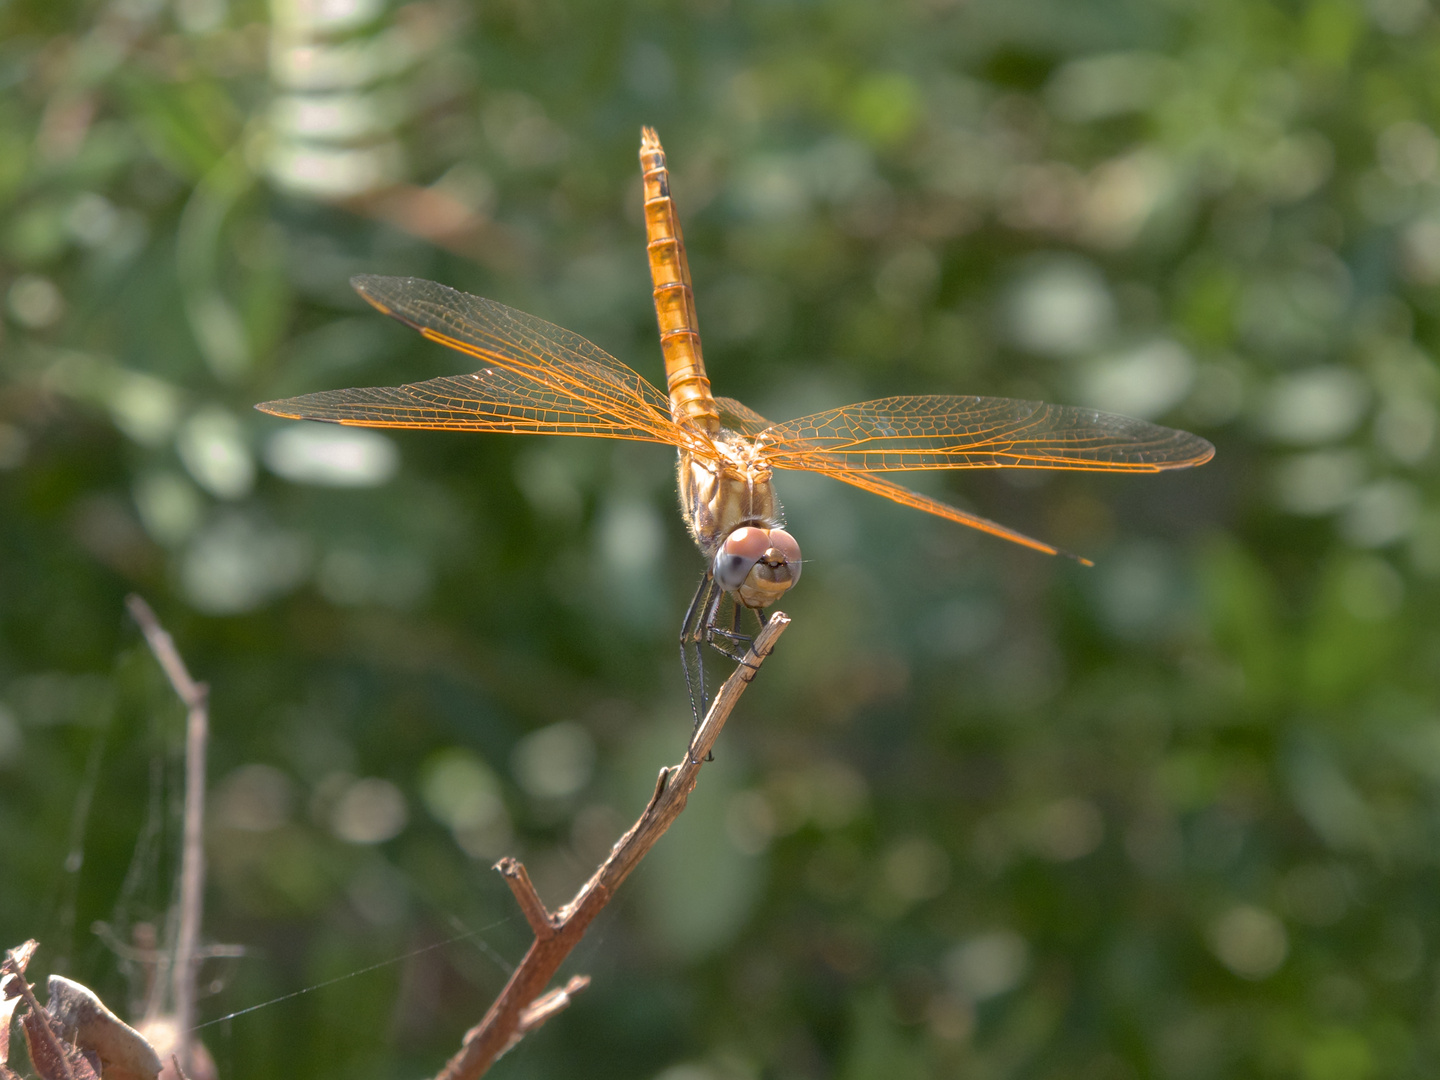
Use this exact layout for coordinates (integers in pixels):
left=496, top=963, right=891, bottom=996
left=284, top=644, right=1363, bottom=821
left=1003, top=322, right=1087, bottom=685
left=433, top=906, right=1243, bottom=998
left=640, top=127, right=719, bottom=436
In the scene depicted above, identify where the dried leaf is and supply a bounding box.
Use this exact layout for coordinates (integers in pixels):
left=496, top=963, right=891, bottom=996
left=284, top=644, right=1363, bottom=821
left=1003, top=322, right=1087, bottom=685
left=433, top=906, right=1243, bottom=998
left=1, top=939, right=38, bottom=1066
left=72, top=1049, right=101, bottom=1080
left=20, top=1008, right=70, bottom=1080
left=3, top=943, right=37, bottom=976
left=45, top=977, right=160, bottom=1080
left=0, top=979, right=16, bottom=1064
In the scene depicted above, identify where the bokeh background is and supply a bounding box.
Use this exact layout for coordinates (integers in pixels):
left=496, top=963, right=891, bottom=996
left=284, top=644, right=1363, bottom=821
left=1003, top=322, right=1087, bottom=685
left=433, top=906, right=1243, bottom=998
left=3, top=0, right=1439, bottom=1076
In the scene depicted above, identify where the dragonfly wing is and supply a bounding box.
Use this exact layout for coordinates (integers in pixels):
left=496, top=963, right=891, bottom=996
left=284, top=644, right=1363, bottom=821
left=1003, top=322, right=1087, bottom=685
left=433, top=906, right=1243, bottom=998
left=757, top=395, right=1215, bottom=472
left=260, top=367, right=671, bottom=440
left=258, top=276, right=682, bottom=444
left=818, top=468, right=1090, bottom=564
left=714, top=396, right=772, bottom=436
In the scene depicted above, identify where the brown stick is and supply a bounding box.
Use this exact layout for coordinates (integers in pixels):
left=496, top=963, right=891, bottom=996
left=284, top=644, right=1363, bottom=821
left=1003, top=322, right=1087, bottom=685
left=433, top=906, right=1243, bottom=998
left=432, top=612, right=791, bottom=1080
left=124, top=596, right=208, bottom=1074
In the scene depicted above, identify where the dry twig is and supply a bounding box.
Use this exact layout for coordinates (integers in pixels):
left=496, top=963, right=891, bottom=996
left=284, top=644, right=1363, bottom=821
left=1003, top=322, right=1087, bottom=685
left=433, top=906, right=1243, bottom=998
left=432, top=612, right=791, bottom=1080
left=124, top=596, right=208, bottom=1075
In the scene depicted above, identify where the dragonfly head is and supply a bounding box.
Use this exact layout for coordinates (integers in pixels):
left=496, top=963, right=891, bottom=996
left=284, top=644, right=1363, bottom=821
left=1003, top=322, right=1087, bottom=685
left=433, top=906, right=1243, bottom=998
left=713, top=526, right=802, bottom=609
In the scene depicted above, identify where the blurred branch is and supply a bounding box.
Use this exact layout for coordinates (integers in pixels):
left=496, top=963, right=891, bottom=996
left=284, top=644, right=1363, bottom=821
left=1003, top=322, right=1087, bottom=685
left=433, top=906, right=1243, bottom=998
left=124, top=596, right=207, bottom=1076
left=432, top=612, right=791, bottom=1080
left=342, top=185, right=530, bottom=276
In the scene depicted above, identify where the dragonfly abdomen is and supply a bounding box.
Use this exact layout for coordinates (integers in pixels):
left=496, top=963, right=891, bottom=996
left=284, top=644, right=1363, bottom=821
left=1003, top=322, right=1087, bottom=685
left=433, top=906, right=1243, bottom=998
left=640, top=126, right=720, bottom=437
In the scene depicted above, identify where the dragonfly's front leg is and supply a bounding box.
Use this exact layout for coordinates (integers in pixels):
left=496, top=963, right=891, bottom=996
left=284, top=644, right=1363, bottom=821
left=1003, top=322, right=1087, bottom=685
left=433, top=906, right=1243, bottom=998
left=707, top=595, right=757, bottom=660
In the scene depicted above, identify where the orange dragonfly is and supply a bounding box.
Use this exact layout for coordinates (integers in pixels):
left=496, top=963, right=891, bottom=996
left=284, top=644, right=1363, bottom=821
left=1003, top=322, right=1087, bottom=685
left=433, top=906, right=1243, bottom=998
left=258, top=128, right=1214, bottom=723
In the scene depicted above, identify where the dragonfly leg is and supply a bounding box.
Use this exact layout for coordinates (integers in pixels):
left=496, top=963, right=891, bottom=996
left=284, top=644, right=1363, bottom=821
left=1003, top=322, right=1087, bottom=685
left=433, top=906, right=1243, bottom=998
left=680, top=573, right=727, bottom=763
left=680, top=577, right=768, bottom=762
left=708, top=604, right=754, bottom=656
left=708, top=596, right=755, bottom=660
left=708, top=596, right=764, bottom=675
left=679, top=572, right=715, bottom=733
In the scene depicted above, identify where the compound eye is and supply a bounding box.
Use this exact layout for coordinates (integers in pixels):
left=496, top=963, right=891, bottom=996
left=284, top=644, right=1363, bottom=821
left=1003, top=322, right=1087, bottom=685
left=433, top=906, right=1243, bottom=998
left=713, top=526, right=769, bottom=590
left=765, top=528, right=802, bottom=588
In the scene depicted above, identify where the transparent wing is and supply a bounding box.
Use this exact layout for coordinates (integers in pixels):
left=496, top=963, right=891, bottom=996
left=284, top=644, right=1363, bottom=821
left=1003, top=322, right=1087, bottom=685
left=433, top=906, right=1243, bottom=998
left=257, top=276, right=686, bottom=445
left=714, top=395, right=772, bottom=436
left=815, top=468, right=1090, bottom=564
left=756, top=395, right=1216, bottom=473
left=714, top=397, right=1093, bottom=560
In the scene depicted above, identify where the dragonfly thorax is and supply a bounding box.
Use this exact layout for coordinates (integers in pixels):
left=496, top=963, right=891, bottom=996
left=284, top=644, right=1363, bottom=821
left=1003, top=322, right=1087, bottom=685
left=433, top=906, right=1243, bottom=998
left=678, top=432, right=780, bottom=553
left=677, top=430, right=800, bottom=609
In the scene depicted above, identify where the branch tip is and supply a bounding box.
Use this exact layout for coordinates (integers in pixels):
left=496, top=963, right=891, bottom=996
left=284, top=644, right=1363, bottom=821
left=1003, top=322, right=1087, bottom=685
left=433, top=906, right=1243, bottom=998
left=517, top=974, right=590, bottom=1034
left=647, top=767, right=672, bottom=809
left=125, top=594, right=206, bottom=709
left=496, top=860, right=553, bottom=938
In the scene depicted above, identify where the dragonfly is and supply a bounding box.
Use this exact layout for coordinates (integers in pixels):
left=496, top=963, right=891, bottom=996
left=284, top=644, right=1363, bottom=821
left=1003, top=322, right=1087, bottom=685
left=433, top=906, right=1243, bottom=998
left=258, top=127, right=1215, bottom=727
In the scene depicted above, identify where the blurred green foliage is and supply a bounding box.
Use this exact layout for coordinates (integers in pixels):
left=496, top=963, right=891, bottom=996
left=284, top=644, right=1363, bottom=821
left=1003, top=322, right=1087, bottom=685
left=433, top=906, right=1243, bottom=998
left=4, top=0, right=1440, bottom=1077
